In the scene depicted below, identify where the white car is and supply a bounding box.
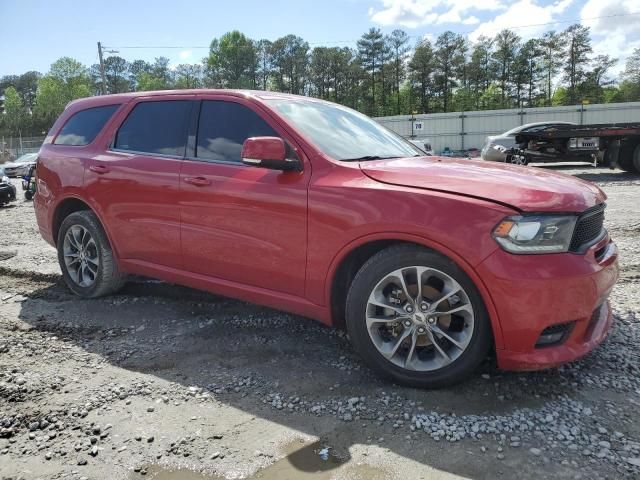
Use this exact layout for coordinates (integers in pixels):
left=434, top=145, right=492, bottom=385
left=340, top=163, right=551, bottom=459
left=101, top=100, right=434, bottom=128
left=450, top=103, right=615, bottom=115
left=408, top=139, right=434, bottom=156
left=3, top=153, right=38, bottom=177
left=481, top=122, right=575, bottom=163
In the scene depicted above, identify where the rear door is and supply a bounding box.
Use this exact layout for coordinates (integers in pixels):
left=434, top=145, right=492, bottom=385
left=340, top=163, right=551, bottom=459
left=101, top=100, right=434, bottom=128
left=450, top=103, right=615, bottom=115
left=84, top=96, right=193, bottom=268
left=179, top=95, right=310, bottom=297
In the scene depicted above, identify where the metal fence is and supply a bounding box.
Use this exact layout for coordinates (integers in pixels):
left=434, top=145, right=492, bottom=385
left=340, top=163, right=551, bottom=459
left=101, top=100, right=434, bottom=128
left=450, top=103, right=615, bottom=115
left=375, top=101, right=640, bottom=155
left=1, top=136, right=46, bottom=162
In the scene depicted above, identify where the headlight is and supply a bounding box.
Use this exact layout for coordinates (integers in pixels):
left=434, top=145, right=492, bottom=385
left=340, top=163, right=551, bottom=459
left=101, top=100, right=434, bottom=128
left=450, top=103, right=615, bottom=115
left=1, top=176, right=9, bottom=184
left=492, top=215, right=577, bottom=254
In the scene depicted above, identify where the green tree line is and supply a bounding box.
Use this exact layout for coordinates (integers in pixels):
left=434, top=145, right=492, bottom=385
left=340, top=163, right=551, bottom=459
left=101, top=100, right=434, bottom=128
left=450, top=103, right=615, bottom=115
left=2, top=24, right=640, bottom=138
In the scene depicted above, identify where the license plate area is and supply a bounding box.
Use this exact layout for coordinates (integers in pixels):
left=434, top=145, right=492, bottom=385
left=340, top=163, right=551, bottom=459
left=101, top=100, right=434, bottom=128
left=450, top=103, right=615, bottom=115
left=568, top=137, right=599, bottom=150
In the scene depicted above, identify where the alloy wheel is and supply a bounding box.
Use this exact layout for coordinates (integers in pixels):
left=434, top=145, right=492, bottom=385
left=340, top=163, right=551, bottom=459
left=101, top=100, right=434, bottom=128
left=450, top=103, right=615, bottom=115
left=366, top=266, right=475, bottom=371
left=63, top=225, right=99, bottom=287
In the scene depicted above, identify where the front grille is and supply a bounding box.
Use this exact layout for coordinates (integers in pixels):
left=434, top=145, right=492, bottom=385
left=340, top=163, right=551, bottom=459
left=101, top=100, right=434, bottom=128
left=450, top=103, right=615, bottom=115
left=569, top=204, right=605, bottom=252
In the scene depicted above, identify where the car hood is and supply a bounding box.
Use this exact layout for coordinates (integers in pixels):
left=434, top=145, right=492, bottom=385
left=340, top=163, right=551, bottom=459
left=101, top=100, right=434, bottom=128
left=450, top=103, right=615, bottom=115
left=359, top=156, right=606, bottom=213
left=3, top=161, right=31, bottom=168
left=485, top=135, right=515, bottom=146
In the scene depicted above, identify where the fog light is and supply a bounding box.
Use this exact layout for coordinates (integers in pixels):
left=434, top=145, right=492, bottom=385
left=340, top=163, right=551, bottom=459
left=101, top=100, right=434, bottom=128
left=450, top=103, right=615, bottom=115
left=535, top=322, right=575, bottom=347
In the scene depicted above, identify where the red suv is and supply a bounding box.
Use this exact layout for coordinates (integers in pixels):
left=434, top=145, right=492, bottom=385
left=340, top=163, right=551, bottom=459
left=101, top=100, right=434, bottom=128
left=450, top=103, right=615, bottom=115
left=34, top=90, right=619, bottom=387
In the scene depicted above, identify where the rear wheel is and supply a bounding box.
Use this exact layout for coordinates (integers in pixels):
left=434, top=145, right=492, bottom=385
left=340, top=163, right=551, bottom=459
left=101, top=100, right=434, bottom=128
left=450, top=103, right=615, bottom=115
left=345, top=245, right=492, bottom=388
left=57, top=211, right=126, bottom=298
left=618, top=140, right=640, bottom=173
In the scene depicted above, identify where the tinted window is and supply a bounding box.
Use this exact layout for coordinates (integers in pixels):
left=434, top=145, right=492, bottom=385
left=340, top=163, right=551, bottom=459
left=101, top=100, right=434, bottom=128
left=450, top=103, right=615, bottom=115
left=196, top=101, right=278, bottom=162
left=114, top=101, right=191, bottom=156
left=54, top=105, right=119, bottom=146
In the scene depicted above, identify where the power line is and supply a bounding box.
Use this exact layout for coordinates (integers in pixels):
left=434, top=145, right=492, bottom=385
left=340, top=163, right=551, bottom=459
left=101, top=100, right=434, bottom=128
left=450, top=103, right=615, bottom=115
left=104, top=11, right=640, bottom=51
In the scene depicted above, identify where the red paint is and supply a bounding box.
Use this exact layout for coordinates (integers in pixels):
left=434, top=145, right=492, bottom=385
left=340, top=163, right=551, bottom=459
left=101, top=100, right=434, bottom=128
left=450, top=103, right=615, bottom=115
left=360, top=156, right=606, bottom=213
left=34, top=89, right=619, bottom=373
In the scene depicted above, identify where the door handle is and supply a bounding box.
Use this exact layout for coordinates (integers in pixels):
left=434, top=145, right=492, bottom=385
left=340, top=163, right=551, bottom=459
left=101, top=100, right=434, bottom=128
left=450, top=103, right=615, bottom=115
left=89, top=165, right=110, bottom=174
left=184, top=176, right=211, bottom=187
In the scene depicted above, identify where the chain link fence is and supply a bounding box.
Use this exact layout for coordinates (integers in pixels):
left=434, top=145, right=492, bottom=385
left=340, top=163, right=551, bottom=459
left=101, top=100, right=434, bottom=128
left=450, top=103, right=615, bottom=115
left=0, top=136, right=46, bottom=163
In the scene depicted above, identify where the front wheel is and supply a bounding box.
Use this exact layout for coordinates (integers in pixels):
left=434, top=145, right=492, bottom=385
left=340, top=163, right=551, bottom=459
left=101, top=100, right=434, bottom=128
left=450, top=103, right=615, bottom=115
left=345, top=245, right=492, bottom=388
left=57, top=210, right=126, bottom=298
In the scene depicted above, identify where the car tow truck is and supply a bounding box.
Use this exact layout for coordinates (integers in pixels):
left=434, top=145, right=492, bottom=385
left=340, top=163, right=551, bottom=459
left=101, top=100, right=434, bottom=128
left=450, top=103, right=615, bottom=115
left=512, top=122, right=640, bottom=173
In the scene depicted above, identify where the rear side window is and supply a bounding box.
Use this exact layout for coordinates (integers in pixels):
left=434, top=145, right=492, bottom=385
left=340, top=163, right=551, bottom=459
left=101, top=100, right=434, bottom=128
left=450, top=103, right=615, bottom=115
left=196, top=101, right=278, bottom=162
left=54, top=105, right=119, bottom=146
left=114, top=101, right=191, bottom=156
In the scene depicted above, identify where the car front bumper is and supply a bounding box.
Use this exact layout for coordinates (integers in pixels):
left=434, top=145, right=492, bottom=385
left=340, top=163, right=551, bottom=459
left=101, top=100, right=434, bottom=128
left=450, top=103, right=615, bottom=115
left=481, top=145, right=507, bottom=162
left=4, top=167, right=26, bottom=177
left=477, top=234, right=619, bottom=371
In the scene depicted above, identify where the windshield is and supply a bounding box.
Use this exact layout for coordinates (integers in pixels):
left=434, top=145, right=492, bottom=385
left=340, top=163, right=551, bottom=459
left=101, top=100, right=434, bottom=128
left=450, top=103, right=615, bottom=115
left=266, top=98, right=423, bottom=161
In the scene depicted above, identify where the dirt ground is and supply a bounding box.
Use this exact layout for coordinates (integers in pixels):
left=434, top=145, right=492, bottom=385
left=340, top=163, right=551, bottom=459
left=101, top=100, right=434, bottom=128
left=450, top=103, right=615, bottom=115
left=1, top=164, right=639, bottom=480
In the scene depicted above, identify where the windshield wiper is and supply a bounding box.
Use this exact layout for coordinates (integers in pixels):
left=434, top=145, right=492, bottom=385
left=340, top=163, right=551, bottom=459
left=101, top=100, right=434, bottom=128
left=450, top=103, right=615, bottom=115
left=340, top=155, right=401, bottom=162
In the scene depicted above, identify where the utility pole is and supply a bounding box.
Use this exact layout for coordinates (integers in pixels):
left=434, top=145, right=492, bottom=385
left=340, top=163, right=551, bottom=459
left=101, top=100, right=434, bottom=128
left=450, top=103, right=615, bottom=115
left=97, top=42, right=107, bottom=95
left=97, top=42, right=119, bottom=95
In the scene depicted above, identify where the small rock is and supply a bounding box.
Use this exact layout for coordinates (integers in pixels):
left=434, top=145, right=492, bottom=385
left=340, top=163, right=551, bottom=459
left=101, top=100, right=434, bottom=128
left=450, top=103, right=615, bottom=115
left=529, top=448, right=542, bottom=456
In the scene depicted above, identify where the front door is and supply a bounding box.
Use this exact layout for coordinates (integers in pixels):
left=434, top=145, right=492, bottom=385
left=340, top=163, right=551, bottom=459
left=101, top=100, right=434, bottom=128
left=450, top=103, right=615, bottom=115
left=179, top=97, right=309, bottom=297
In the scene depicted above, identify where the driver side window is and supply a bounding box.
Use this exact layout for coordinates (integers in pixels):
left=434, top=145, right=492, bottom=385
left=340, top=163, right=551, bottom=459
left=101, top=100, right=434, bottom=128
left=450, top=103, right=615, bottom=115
left=196, top=101, right=281, bottom=163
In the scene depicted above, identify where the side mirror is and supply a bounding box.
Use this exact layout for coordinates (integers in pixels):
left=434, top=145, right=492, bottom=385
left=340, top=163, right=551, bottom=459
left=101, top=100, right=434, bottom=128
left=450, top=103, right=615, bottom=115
left=241, top=137, right=300, bottom=171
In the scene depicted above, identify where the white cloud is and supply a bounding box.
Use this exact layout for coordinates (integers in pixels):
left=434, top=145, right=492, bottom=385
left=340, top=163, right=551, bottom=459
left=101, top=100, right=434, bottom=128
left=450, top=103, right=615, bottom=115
left=369, top=1, right=438, bottom=28
left=369, top=0, right=504, bottom=28
left=179, top=50, right=193, bottom=60
left=462, top=15, right=480, bottom=25
left=580, top=0, right=640, bottom=75
left=468, top=0, right=573, bottom=41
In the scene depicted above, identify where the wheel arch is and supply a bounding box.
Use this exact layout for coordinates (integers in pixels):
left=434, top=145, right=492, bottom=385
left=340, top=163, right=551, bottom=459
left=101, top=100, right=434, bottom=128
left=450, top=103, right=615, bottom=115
left=325, top=232, right=505, bottom=349
left=51, top=196, right=121, bottom=262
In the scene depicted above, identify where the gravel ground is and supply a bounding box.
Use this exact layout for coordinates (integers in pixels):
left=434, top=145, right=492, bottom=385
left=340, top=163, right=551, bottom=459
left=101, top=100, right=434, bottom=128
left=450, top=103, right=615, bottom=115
left=0, top=164, right=639, bottom=480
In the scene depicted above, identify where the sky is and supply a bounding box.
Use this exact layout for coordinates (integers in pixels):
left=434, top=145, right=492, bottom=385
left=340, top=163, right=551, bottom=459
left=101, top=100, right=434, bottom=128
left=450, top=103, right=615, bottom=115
left=1, top=0, right=639, bottom=77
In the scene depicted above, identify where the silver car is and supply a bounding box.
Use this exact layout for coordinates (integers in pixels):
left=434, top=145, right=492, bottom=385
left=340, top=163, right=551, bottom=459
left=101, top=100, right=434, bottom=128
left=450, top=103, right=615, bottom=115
left=3, top=153, right=38, bottom=177
left=408, top=138, right=434, bottom=156
left=481, top=122, right=575, bottom=163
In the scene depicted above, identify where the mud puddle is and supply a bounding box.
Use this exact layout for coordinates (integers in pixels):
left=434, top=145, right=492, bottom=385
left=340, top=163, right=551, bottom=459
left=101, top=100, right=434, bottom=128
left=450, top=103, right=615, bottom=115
left=132, top=440, right=389, bottom=480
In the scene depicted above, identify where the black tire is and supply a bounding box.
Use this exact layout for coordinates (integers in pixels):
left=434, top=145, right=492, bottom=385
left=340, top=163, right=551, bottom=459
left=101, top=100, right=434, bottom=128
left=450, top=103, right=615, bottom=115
left=24, top=190, right=33, bottom=201
left=618, top=140, right=640, bottom=173
left=345, top=244, right=492, bottom=388
left=57, top=210, right=126, bottom=298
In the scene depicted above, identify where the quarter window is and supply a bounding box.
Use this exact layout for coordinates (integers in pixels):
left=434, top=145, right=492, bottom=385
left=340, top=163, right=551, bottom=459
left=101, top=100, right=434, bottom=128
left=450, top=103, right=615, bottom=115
left=196, top=101, right=279, bottom=162
left=54, top=105, right=119, bottom=146
left=114, top=101, right=191, bottom=156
